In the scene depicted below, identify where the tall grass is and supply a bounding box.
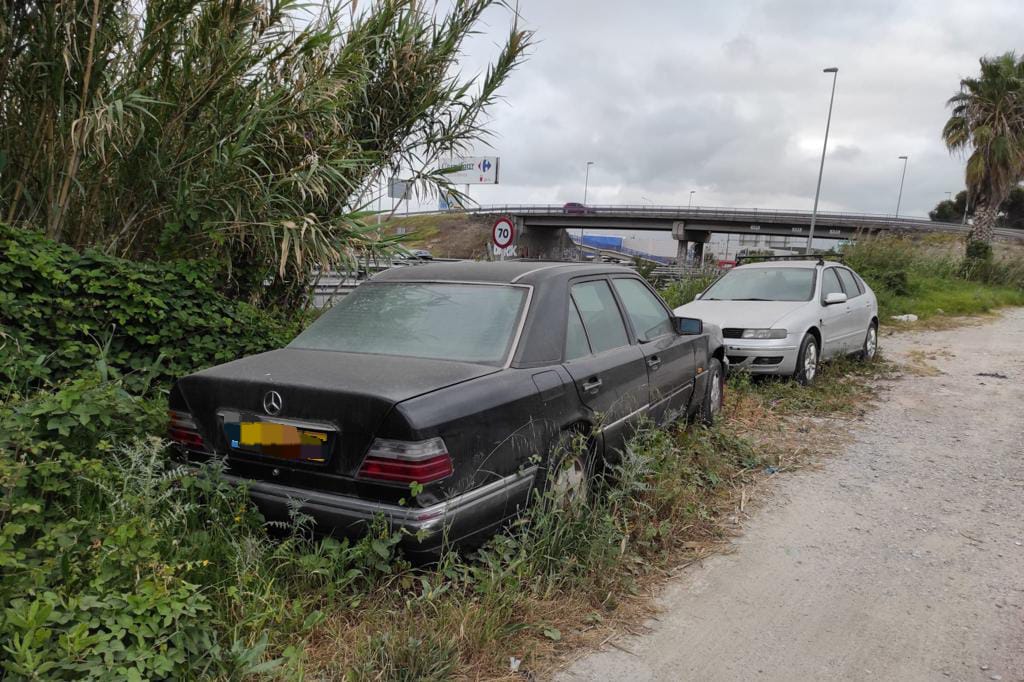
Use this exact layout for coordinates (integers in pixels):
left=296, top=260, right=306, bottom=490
left=0, top=1, right=531, bottom=303
left=660, top=273, right=719, bottom=308
left=842, top=234, right=1024, bottom=318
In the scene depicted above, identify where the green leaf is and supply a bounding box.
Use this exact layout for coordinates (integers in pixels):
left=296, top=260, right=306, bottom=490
left=542, top=627, right=561, bottom=641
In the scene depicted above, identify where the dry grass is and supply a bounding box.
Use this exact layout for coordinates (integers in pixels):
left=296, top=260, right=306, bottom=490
left=384, top=213, right=494, bottom=259
left=295, top=356, right=896, bottom=680
left=900, top=349, right=948, bottom=377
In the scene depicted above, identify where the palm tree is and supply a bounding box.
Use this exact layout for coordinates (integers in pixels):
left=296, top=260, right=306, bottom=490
left=943, top=52, right=1024, bottom=248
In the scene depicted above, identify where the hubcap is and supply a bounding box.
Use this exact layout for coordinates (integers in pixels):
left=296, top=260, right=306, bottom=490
left=552, top=456, right=586, bottom=501
left=865, top=327, right=877, bottom=359
left=709, top=370, right=722, bottom=413
left=804, top=342, right=818, bottom=381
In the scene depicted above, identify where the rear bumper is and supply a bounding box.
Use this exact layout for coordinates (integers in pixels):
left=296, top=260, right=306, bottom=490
left=227, top=467, right=537, bottom=557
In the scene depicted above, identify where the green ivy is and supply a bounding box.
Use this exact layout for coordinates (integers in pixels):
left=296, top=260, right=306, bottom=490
left=0, top=224, right=297, bottom=394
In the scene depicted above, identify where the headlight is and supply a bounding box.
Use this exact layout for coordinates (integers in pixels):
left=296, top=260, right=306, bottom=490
left=741, top=328, right=787, bottom=339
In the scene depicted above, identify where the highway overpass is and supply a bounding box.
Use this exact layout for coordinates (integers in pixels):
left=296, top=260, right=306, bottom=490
left=465, top=204, right=1022, bottom=261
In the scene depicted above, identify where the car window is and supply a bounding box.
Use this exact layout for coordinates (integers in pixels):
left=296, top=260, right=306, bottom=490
left=289, top=282, right=526, bottom=365
left=565, top=298, right=592, bottom=360
left=836, top=268, right=862, bottom=298
left=612, top=278, right=674, bottom=341
left=570, top=280, right=629, bottom=353
left=822, top=268, right=843, bottom=299
left=702, top=267, right=816, bottom=302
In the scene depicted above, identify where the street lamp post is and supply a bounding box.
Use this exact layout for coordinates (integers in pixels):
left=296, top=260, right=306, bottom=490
left=806, top=67, right=839, bottom=254
left=895, top=155, right=909, bottom=218
left=583, top=161, right=595, bottom=204
left=688, top=190, right=695, bottom=209
left=579, top=161, right=594, bottom=261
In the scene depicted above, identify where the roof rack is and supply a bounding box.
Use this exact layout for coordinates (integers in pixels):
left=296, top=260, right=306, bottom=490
left=735, top=253, right=844, bottom=266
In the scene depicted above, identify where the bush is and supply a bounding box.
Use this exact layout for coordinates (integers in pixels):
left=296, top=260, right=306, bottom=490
left=660, top=273, right=718, bottom=308
left=0, top=372, right=407, bottom=679
left=964, top=239, right=994, bottom=264
left=841, top=235, right=1024, bottom=318
left=0, top=225, right=297, bottom=394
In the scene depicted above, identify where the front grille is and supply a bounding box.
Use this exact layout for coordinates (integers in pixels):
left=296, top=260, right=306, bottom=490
left=727, top=355, right=747, bottom=365
left=722, top=328, right=744, bottom=339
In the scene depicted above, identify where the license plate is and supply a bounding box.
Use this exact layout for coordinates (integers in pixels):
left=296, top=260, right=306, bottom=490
left=222, top=419, right=330, bottom=463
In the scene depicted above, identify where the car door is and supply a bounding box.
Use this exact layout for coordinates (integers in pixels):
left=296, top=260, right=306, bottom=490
left=819, top=267, right=853, bottom=357
left=611, top=276, right=697, bottom=424
left=836, top=267, right=872, bottom=346
left=562, top=279, right=649, bottom=452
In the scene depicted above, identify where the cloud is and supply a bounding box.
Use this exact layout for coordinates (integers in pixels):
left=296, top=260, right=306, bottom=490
left=441, top=0, right=1024, bottom=217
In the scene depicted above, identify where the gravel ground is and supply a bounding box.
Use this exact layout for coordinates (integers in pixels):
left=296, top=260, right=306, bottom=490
left=557, top=309, right=1024, bottom=682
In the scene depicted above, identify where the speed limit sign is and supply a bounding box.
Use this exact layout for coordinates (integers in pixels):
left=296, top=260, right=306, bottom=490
left=492, top=216, right=515, bottom=249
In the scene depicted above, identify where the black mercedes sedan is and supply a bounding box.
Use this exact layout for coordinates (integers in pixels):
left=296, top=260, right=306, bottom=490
left=169, top=261, right=726, bottom=556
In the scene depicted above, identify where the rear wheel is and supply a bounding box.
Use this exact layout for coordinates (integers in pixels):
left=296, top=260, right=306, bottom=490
left=859, top=321, right=878, bottom=361
left=699, top=358, right=724, bottom=425
left=794, top=333, right=819, bottom=386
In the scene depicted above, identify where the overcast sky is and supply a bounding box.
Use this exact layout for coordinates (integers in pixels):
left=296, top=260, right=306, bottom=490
left=442, top=0, right=1023, bottom=218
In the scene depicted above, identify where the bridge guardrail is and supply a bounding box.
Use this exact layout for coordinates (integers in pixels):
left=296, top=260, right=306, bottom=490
left=385, top=204, right=1021, bottom=240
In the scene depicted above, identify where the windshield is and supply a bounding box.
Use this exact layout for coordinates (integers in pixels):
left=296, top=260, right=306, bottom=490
left=702, top=267, right=816, bottom=302
left=289, top=282, right=527, bottom=365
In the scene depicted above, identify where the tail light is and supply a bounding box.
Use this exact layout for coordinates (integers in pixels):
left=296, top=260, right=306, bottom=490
left=357, top=437, right=453, bottom=484
left=168, top=410, right=206, bottom=450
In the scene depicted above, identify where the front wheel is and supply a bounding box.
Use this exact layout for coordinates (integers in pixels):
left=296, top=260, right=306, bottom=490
left=794, top=333, right=819, bottom=386
left=699, top=358, right=724, bottom=425
left=859, top=321, right=878, bottom=361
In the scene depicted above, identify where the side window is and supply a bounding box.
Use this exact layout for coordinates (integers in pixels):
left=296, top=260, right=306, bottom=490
left=612, top=278, right=674, bottom=341
left=822, top=268, right=843, bottom=300
left=570, top=280, right=629, bottom=353
left=565, top=298, right=591, bottom=360
left=836, top=268, right=862, bottom=298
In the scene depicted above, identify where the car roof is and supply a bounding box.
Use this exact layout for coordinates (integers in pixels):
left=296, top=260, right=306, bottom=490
left=733, top=259, right=844, bottom=270
left=371, top=260, right=637, bottom=286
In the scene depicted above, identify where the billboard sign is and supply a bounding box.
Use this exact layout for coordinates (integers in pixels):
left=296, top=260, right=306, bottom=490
left=442, top=156, right=500, bottom=184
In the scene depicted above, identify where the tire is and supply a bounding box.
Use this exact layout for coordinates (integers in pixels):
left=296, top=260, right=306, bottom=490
left=794, top=333, right=819, bottom=386
left=858, top=321, right=878, bottom=361
left=699, top=358, right=724, bottom=425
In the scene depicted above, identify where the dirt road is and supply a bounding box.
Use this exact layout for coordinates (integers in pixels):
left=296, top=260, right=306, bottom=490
left=558, top=309, right=1024, bottom=681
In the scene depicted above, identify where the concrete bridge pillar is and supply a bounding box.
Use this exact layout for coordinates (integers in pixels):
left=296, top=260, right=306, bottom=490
left=672, top=221, right=710, bottom=266
left=672, top=221, right=689, bottom=265
left=675, top=238, right=690, bottom=265
left=693, top=239, right=706, bottom=265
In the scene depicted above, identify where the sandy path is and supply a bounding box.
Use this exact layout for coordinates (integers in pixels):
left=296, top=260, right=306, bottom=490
left=557, top=309, right=1024, bottom=682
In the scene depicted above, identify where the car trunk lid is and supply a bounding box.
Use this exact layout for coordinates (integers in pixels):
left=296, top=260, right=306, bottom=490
left=175, top=348, right=499, bottom=477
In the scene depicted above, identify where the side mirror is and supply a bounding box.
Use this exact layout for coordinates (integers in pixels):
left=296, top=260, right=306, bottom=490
left=824, top=292, right=848, bottom=305
left=693, top=292, right=703, bottom=300
left=674, top=316, right=703, bottom=335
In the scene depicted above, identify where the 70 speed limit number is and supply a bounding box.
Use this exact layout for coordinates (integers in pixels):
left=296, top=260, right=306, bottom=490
left=492, top=217, right=515, bottom=249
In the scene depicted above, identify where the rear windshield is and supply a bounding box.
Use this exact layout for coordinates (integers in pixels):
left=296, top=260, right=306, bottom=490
left=289, top=282, right=527, bottom=365
left=703, top=267, right=816, bottom=302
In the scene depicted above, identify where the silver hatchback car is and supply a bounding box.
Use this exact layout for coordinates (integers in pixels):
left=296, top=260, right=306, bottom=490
left=673, top=258, right=878, bottom=384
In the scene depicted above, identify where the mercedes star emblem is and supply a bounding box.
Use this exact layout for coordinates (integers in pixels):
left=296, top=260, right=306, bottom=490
left=263, top=390, right=283, bottom=416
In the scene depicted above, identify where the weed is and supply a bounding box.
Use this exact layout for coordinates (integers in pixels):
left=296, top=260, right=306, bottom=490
left=842, top=234, right=1024, bottom=320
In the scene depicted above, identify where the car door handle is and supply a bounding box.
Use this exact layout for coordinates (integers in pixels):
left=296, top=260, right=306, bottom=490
left=647, top=356, right=662, bottom=370
left=582, top=378, right=603, bottom=394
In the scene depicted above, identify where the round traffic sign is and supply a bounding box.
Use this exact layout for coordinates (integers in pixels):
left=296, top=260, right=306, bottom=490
left=492, top=216, right=515, bottom=249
